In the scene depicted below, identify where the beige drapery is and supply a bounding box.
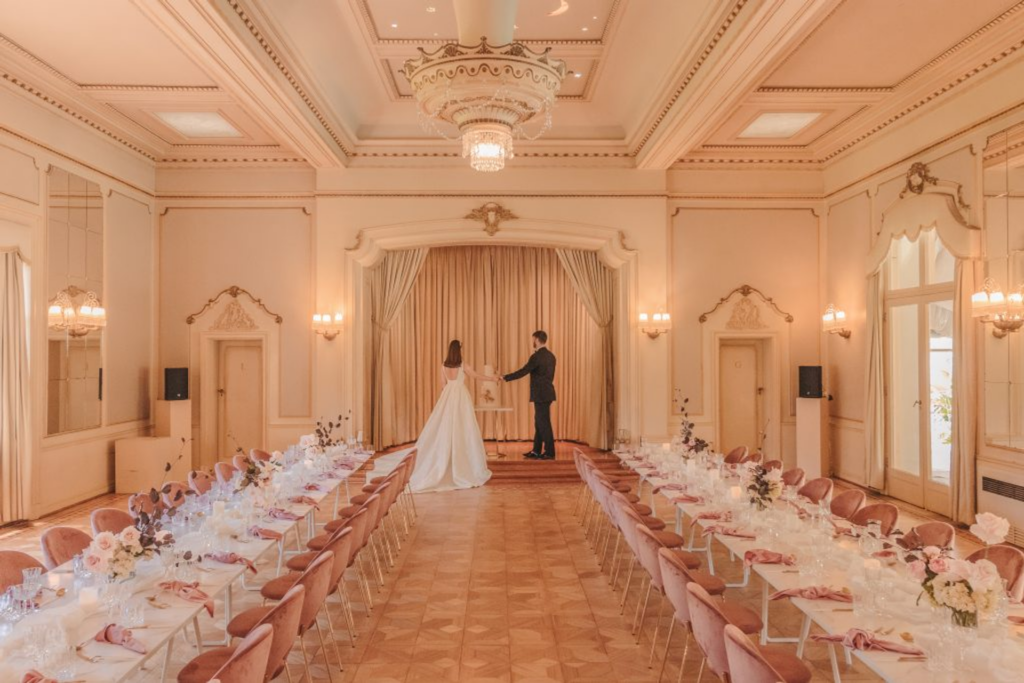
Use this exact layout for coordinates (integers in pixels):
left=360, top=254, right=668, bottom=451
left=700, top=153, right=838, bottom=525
left=951, top=259, right=980, bottom=523
left=0, top=248, right=29, bottom=522
left=373, top=246, right=606, bottom=449
left=555, top=249, right=616, bottom=449
left=864, top=270, right=886, bottom=491
left=368, top=248, right=429, bottom=448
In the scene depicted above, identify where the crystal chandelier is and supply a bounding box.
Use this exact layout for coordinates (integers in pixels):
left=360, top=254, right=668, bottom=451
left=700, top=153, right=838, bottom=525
left=972, top=277, right=1024, bottom=338
left=48, top=285, right=107, bottom=337
left=403, top=39, right=566, bottom=172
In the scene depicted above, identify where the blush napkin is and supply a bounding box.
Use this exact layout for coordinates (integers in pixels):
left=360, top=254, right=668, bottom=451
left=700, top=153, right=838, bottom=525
left=157, top=580, right=215, bottom=617
left=94, top=624, right=147, bottom=654
left=770, top=586, right=853, bottom=603
left=670, top=494, right=704, bottom=505
left=249, top=526, right=283, bottom=541
left=701, top=525, right=756, bottom=540
left=744, top=549, right=796, bottom=567
left=289, top=495, right=320, bottom=509
left=206, top=550, right=258, bottom=574
left=303, top=483, right=322, bottom=492
left=811, top=628, right=924, bottom=656
left=21, top=672, right=56, bottom=683
left=269, top=508, right=302, bottom=521
left=652, top=483, right=686, bottom=494
left=690, top=511, right=731, bottom=528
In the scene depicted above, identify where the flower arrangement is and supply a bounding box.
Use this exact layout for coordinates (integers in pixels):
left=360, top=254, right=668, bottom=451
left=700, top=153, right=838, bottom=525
left=84, top=520, right=174, bottom=581
left=236, top=457, right=278, bottom=492
left=741, top=462, right=783, bottom=511
left=908, top=547, right=1002, bottom=628
left=674, top=395, right=709, bottom=456
left=969, top=511, right=1010, bottom=547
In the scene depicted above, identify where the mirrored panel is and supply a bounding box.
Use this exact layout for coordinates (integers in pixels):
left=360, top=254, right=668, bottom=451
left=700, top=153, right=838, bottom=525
left=983, top=124, right=1024, bottom=450
left=46, top=167, right=103, bottom=435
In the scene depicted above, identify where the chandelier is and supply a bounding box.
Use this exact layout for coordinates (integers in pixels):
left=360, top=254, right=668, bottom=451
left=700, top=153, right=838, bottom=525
left=403, top=38, right=566, bottom=172
left=47, top=285, right=107, bottom=337
left=972, top=277, right=1024, bottom=338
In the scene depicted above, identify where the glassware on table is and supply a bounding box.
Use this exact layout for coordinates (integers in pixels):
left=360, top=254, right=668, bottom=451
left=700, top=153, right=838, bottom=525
left=122, top=601, right=145, bottom=628
left=22, top=566, right=43, bottom=593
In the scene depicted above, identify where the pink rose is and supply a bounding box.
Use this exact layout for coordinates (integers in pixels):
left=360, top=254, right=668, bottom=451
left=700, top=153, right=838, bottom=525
left=92, top=531, right=117, bottom=557
left=922, top=545, right=942, bottom=559
left=83, top=553, right=107, bottom=573
left=928, top=557, right=950, bottom=574
left=908, top=560, right=927, bottom=581
left=970, top=512, right=1010, bottom=546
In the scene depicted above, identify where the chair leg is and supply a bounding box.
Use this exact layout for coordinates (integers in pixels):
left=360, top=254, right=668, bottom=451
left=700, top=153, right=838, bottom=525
left=634, top=576, right=652, bottom=639
left=607, top=533, right=622, bottom=580
left=315, top=619, right=337, bottom=683
left=299, top=633, right=313, bottom=683
left=696, top=656, right=706, bottom=683
left=648, top=594, right=665, bottom=667
left=321, top=605, right=345, bottom=672
left=675, top=631, right=691, bottom=683
left=620, top=557, right=636, bottom=612
left=657, top=616, right=675, bottom=682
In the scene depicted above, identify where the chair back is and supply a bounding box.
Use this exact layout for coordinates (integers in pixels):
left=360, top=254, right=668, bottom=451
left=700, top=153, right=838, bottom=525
left=0, top=551, right=45, bottom=592
left=849, top=502, right=899, bottom=536
left=901, top=521, right=955, bottom=550
left=743, top=452, right=763, bottom=464
left=781, top=467, right=806, bottom=488
left=797, top=477, right=833, bottom=504
left=296, top=552, right=334, bottom=632
left=215, top=461, right=236, bottom=485
left=40, top=527, right=92, bottom=570
left=829, top=489, right=865, bottom=519
left=211, top=623, right=274, bottom=683
left=614, top=501, right=644, bottom=555
left=162, top=481, right=189, bottom=508
left=763, top=460, right=783, bottom=471
left=657, top=548, right=694, bottom=625
left=188, top=470, right=214, bottom=495
left=635, top=525, right=666, bottom=590
left=966, top=545, right=1024, bottom=602
left=322, top=527, right=355, bottom=589
left=346, top=508, right=371, bottom=556
left=686, top=582, right=732, bottom=678
left=250, top=448, right=272, bottom=462
left=369, top=485, right=390, bottom=526
left=128, top=492, right=164, bottom=519
left=724, top=447, right=748, bottom=465
left=724, top=623, right=806, bottom=683
left=232, top=454, right=250, bottom=471
left=258, top=585, right=304, bottom=681
left=91, top=508, right=133, bottom=535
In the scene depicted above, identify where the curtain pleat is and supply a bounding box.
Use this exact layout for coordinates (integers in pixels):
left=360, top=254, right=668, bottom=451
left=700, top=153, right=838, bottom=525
left=376, top=246, right=604, bottom=449
left=951, top=259, right=979, bottom=523
left=864, top=270, right=886, bottom=491
left=0, top=249, right=29, bottom=522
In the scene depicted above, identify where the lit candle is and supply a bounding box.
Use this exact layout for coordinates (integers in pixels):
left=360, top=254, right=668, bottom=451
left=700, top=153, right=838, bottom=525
left=662, top=443, right=670, bottom=452
left=729, top=486, right=742, bottom=501
left=47, top=572, right=62, bottom=590
left=79, top=586, right=99, bottom=609
left=863, top=558, right=882, bottom=582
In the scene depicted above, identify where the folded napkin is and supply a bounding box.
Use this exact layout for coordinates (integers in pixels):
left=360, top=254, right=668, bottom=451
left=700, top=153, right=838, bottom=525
left=1008, top=616, right=1024, bottom=625
left=871, top=549, right=899, bottom=564
left=249, top=526, right=283, bottom=541
left=290, top=495, right=320, bottom=509
left=770, top=586, right=853, bottom=603
left=205, top=550, right=257, bottom=574
left=670, top=494, right=704, bottom=505
left=652, top=483, right=686, bottom=494
left=811, top=628, right=924, bottom=656
left=157, top=580, right=215, bottom=617
left=690, top=510, right=731, bottom=528
left=94, top=623, right=147, bottom=654
left=744, top=549, right=796, bottom=567
left=702, top=525, right=756, bottom=540
left=268, top=507, right=302, bottom=521
left=303, top=483, right=323, bottom=492
left=638, top=469, right=665, bottom=478
left=21, top=671, right=56, bottom=683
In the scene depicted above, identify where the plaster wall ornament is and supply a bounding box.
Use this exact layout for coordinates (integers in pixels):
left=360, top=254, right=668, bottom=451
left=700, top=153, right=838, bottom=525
left=211, top=299, right=258, bottom=332
left=726, top=297, right=767, bottom=330
left=186, top=285, right=283, bottom=325
left=699, top=284, right=794, bottom=324
left=465, top=202, right=517, bottom=236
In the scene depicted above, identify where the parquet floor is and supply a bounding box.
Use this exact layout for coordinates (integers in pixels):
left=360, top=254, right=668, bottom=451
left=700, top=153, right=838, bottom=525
left=0, top=465, right=987, bottom=682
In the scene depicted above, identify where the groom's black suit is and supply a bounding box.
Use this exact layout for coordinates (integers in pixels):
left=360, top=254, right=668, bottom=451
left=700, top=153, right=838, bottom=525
left=504, top=347, right=557, bottom=458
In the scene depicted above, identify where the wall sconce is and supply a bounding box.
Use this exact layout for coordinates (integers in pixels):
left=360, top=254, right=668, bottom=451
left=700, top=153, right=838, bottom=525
left=639, top=311, right=671, bottom=339
left=312, top=312, right=343, bottom=341
left=821, top=304, right=851, bottom=339
left=48, top=286, right=107, bottom=337
left=972, top=277, right=1024, bottom=338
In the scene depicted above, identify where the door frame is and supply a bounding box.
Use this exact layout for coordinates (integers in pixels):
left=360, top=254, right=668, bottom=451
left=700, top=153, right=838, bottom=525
left=717, top=339, right=765, bottom=454
left=713, top=333, right=780, bottom=459
left=216, top=339, right=265, bottom=460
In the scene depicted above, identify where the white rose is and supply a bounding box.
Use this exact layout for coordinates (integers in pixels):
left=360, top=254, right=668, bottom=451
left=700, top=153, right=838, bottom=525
left=91, top=531, right=118, bottom=558
left=970, top=512, right=1010, bottom=546
left=119, top=526, right=142, bottom=549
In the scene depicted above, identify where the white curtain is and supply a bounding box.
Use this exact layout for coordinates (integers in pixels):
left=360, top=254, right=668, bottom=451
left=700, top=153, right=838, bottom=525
left=556, top=249, right=616, bottom=449
left=951, top=258, right=980, bottom=523
left=864, top=270, right=886, bottom=491
left=0, top=248, right=29, bottom=522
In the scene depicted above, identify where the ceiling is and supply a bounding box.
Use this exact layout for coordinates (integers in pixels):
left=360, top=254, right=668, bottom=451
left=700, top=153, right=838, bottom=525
left=0, top=0, right=1021, bottom=170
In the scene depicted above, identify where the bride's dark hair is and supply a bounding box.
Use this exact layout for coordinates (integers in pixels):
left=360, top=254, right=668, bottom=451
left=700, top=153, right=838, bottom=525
left=443, top=339, right=462, bottom=368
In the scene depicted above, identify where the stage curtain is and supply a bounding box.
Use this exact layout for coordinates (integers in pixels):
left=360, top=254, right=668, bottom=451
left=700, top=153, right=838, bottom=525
left=368, top=248, right=429, bottom=449
left=0, top=248, right=29, bottom=522
left=376, top=246, right=606, bottom=449
left=556, top=249, right=616, bottom=449
left=951, top=258, right=980, bottom=523
left=864, top=270, right=886, bottom=491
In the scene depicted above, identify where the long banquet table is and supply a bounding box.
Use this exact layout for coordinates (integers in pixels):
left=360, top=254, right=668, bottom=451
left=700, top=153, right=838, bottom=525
left=613, top=451, right=1024, bottom=683
left=0, top=449, right=372, bottom=682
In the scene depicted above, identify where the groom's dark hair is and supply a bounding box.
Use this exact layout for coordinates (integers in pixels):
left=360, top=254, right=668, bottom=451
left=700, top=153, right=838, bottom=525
left=533, top=330, right=548, bottom=344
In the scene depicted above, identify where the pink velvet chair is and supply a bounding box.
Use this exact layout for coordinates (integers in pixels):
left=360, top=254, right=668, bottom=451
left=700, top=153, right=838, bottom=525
left=221, top=584, right=304, bottom=681
left=215, top=461, right=236, bottom=485
left=0, top=551, right=46, bottom=592
left=899, top=521, right=955, bottom=550
left=743, top=452, right=763, bottom=464
left=232, top=454, right=250, bottom=471
left=128, top=491, right=165, bottom=519
left=723, top=623, right=812, bottom=683
left=250, top=448, right=272, bottom=462
left=188, top=469, right=214, bottom=495
left=967, top=545, right=1024, bottom=602
left=781, top=468, right=806, bottom=488
left=40, top=527, right=92, bottom=570
left=829, top=489, right=865, bottom=519
left=90, top=508, right=134, bottom=535
left=797, top=477, right=833, bottom=504
left=724, top=447, right=748, bottom=465
left=161, top=481, right=189, bottom=508
left=763, top=459, right=783, bottom=471
left=849, top=502, right=899, bottom=536
left=177, top=623, right=273, bottom=683
left=686, top=582, right=736, bottom=680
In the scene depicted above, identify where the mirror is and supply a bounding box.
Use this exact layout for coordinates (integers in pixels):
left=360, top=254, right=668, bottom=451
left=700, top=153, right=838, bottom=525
left=46, top=167, right=103, bottom=435
left=982, top=124, right=1024, bottom=451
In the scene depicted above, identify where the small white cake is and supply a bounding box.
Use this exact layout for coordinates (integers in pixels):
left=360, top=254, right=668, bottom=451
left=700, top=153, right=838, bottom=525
left=479, top=364, right=499, bottom=405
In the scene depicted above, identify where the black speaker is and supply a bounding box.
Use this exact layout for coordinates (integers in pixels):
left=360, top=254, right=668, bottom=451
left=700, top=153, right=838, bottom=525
left=164, top=368, right=189, bottom=401
left=798, top=366, right=823, bottom=399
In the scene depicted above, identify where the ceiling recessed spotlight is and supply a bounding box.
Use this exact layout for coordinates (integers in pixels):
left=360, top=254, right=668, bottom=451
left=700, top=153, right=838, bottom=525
left=738, top=112, right=822, bottom=139
left=433, top=32, right=439, bottom=37
left=390, top=22, right=398, bottom=28
left=573, top=72, right=582, bottom=78
left=592, top=15, right=598, bottom=20
left=581, top=26, right=589, bottom=32
left=425, top=6, right=436, bottom=12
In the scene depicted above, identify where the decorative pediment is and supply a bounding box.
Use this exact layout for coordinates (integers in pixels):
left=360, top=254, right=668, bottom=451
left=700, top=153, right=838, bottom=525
left=211, top=299, right=257, bottom=331
left=726, top=297, right=767, bottom=330
left=699, top=285, right=793, bottom=324
left=186, top=285, right=282, bottom=325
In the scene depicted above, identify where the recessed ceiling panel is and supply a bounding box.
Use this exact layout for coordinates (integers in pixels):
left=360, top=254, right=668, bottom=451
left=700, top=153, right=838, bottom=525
left=154, top=112, right=242, bottom=138
left=702, top=105, right=866, bottom=147
left=738, top=112, right=821, bottom=139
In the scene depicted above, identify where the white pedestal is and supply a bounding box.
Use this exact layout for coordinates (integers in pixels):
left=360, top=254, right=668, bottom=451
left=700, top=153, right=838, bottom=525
left=115, top=400, right=192, bottom=493
left=795, top=398, right=827, bottom=480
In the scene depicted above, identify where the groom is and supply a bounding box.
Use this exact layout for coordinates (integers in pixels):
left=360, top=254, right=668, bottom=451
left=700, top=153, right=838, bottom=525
left=501, top=330, right=557, bottom=460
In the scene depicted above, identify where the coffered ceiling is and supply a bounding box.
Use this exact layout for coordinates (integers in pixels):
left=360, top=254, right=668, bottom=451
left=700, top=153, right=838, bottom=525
left=0, top=0, right=1021, bottom=171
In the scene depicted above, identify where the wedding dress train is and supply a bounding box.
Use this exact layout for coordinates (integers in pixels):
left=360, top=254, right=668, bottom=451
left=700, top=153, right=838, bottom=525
left=409, top=365, right=492, bottom=492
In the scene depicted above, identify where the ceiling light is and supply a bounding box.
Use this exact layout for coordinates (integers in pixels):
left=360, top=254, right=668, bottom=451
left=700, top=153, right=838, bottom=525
left=573, top=72, right=582, bottom=78
left=738, top=112, right=821, bottom=139
left=581, top=26, right=588, bottom=32
left=425, top=6, right=436, bottom=12
left=391, top=22, right=398, bottom=28
left=154, top=111, right=241, bottom=138
left=548, top=1, right=570, bottom=17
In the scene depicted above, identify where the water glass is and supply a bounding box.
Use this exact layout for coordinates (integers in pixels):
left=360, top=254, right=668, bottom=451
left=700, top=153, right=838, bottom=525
left=122, top=601, right=145, bottom=628
left=22, top=567, right=43, bottom=593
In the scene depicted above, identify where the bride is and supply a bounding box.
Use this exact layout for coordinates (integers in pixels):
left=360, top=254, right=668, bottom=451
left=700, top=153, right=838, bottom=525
left=409, top=340, right=496, bottom=492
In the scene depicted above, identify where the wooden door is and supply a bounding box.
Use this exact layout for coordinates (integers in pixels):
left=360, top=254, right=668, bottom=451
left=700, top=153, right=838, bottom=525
left=719, top=342, right=762, bottom=454
left=217, top=341, right=263, bottom=458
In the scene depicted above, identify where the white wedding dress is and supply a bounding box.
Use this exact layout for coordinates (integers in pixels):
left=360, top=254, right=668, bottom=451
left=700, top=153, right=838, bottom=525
left=409, top=365, right=492, bottom=492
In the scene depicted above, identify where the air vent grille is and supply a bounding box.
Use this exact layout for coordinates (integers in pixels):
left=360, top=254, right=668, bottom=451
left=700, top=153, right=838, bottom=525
left=982, top=476, right=1024, bottom=503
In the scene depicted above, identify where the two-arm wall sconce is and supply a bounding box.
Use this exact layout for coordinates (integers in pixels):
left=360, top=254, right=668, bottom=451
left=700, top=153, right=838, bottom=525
left=821, top=304, right=851, bottom=339
left=312, top=312, right=343, bottom=341
left=639, top=311, right=671, bottom=339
